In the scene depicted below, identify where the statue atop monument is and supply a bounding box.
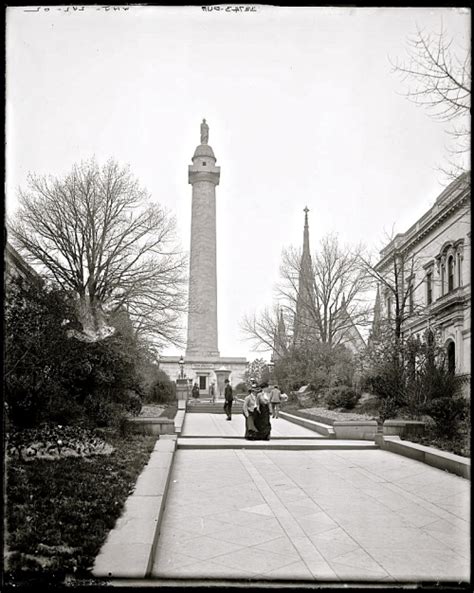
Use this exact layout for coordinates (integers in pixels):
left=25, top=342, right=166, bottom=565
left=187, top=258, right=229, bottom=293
left=200, top=118, right=209, bottom=144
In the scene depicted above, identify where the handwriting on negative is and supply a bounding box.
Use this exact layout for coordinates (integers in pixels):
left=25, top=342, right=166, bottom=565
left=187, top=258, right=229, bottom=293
left=202, top=6, right=257, bottom=12
left=24, top=6, right=131, bottom=13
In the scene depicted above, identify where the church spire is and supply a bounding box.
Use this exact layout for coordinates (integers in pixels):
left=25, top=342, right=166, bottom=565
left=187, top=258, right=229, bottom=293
left=293, top=207, right=316, bottom=347
left=273, top=307, right=288, bottom=362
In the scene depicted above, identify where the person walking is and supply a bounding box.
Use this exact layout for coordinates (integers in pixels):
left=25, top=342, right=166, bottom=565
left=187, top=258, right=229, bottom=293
left=270, top=384, right=282, bottom=418
left=209, top=381, right=216, bottom=404
left=192, top=382, right=200, bottom=400
left=224, top=379, right=233, bottom=420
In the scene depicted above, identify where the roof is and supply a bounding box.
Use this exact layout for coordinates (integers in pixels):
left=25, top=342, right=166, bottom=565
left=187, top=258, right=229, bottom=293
left=193, top=144, right=216, bottom=160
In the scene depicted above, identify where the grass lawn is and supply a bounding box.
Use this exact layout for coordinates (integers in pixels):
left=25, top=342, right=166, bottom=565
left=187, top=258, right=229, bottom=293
left=5, top=431, right=156, bottom=587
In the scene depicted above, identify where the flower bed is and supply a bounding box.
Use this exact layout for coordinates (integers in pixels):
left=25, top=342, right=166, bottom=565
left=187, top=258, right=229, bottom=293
left=5, top=432, right=156, bottom=587
left=7, top=425, right=115, bottom=462
left=138, top=404, right=166, bottom=418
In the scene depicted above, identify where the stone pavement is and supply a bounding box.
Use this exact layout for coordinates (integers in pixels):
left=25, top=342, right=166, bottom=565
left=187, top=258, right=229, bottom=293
left=151, top=415, right=470, bottom=584
left=181, top=412, right=323, bottom=438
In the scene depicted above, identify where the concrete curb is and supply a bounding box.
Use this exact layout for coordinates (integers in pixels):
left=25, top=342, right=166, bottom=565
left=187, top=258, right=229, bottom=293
left=279, top=411, right=335, bottom=438
left=375, top=435, right=470, bottom=479
left=92, top=435, right=178, bottom=579
left=174, top=409, right=185, bottom=434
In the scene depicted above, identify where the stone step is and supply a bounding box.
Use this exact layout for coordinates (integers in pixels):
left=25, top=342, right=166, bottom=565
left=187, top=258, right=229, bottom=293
left=187, top=404, right=243, bottom=414
left=177, top=438, right=379, bottom=450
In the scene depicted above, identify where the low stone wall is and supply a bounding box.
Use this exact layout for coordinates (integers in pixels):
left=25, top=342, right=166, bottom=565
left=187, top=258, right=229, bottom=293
left=93, top=435, right=178, bottom=579
left=279, top=412, right=335, bottom=438
left=375, top=435, right=470, bottom=479
left=174, top=410, right=185, bottom=435
left=333, top=421, right=378, bottom=440
left=127, top=417, right=175, bottom=436
left=383, top=420, right=425, bottom=439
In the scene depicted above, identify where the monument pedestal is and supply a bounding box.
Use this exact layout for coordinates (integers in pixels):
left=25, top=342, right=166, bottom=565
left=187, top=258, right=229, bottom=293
left=176, top=378, right=189, bottom=401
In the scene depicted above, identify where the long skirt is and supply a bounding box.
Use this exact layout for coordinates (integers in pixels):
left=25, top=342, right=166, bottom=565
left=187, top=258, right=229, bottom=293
left=254, top=404, right=271, bottom=440
left=244, top=412, right=259, bottom=440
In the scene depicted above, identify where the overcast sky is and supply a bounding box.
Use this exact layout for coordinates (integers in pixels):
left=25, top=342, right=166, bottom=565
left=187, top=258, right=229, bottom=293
left=6, top=6, right=470, bottom=362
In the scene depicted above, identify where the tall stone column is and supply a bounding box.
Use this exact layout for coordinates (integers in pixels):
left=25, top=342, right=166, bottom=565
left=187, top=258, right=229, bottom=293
left=186, top=119, right=220, bottom=357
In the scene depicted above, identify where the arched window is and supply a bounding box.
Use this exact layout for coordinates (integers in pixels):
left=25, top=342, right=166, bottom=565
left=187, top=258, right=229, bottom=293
left=447, top=256, right=454, bottom=292
left=447, top=341, right=455, bottom=375
left=457, top=253, right=463, bottom=286
left=426, top=272, right=433, bottom=305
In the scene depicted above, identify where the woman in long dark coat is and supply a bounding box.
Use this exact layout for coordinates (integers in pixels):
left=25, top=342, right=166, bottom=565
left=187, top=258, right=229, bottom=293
left=254, top=386, right=271, bottom=440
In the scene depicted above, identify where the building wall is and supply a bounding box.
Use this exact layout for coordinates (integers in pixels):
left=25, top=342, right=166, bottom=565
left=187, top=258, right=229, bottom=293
left=159, top=356, right=247, bottom=395
left=376, top=175, right=470, bottom=383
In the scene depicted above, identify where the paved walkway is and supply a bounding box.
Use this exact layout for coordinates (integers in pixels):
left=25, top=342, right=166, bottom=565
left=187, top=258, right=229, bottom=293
left=151, top=415, right=470, bottom=584
left=182, top=413, right=323, bottom=438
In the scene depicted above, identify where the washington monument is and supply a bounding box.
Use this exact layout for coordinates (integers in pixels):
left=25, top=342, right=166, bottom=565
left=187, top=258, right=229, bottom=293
left=186, top=119, right=221, bottom=357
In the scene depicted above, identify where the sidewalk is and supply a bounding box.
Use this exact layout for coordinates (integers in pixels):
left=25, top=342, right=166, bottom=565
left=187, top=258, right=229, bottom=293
left=182, top=412, right=324, bottom=438
left=151, top=443, right=470, bottom=582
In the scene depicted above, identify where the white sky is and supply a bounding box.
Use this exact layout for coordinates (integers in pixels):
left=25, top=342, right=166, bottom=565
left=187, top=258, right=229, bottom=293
left=6, top=5, right=470, bottom=362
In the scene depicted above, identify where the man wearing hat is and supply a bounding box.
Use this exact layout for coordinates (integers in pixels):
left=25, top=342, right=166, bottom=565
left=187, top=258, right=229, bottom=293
left=224, top=379, right=233, bottom=420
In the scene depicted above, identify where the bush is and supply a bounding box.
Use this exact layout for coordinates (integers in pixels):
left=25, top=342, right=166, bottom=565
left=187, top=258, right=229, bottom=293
left=235, top=382, right=247, bottom=394
left=148, top=371, right=175, bottom=404
left=83, top=394, right=124, bottom=428
left=424, top=396, right=469, bottom=439
left=324, top=386, right=360, bottom=410
left=125, top=390, right=142, bottom=416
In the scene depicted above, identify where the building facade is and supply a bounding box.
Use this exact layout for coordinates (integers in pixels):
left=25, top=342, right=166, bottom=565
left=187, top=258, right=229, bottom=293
left=374, top=172, right=470, bottom=392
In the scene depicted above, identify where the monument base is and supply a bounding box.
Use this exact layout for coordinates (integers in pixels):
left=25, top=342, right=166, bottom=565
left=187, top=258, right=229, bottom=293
left=159, top=354, right=247, bottom=398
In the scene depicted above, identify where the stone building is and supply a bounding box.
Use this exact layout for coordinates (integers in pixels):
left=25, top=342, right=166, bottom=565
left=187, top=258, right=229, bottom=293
left=159, top=121, right=246, bottom=394
left=374, top=172, right=471, bottom=392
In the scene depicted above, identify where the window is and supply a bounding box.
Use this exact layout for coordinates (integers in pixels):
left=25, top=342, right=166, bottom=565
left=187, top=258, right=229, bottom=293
left=447, top=256, right=454, bottom=292
left=441, top=264, right=445, bottom=296
left=447, top=341, right=455, bottom=374
left=457, top=253, right=463, bottom=286
left=202, top=161, right=207, bottom=166
left=408, top=280, right=414, bottom=314
left=199, top=376, right=207, bottom=390
left=426, top=272, right=433, bottom=305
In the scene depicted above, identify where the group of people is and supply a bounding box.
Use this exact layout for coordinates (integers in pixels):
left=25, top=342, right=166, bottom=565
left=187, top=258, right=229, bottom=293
left=191, top=378, right=287, bottom=439
left=242, top=383, right=286, bottom=441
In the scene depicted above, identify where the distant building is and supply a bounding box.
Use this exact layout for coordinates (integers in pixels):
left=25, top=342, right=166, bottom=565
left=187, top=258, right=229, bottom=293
left=374, top=172, right=471, bottom=392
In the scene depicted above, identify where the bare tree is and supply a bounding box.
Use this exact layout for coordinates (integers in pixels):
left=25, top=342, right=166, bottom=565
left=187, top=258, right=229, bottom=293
left=9, top=158, right=187, bottom=345
left=241, top=235, right=371, bottom=352
left=391, top=24, right=471, bottom=176
left=360, top=251, right=423, bottom=342
left=279, top=235, right=372, bottom=346
left=240, top=305, right=282, bottom=354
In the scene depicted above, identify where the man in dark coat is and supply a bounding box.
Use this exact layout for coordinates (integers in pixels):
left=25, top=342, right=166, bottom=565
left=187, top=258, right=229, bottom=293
left=224, top=379, right=233, bottom=420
